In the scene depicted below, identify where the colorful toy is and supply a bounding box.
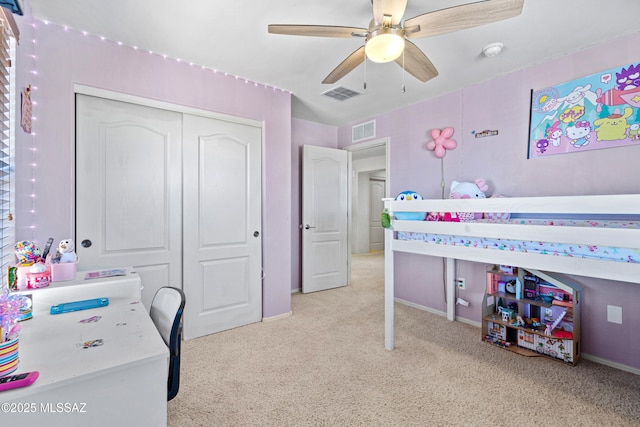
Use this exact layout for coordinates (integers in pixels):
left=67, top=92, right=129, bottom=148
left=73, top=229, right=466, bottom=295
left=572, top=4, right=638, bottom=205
left=393, top=191, right=427, bottom=221
left=381, top=208, right=392, bottom=229
left=498, top=306, right=516, bottom=322
left=449, top=179, right=488, bottom=200
left=483, top=194, right=511, bottom=220
left=0, top=292, right=23, bottom=342
left=425, top=211, right=460, bottom=222
left=425, top=179, right=489, bottom=222
left=13, top=241, right=41, bottom=266
left=449, top=179, right=488, bottom=221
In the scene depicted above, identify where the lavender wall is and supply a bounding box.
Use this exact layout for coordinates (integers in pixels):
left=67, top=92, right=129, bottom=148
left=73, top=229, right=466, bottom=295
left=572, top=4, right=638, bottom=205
left=291, top=118, right=338, bottom=291
left=13, top=15, right=292, bottom=318
left=337, top=32, right=640, bottom=370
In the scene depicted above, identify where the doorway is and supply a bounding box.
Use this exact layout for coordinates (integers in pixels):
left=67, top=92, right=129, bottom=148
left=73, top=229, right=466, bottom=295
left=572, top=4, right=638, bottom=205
left=344, top=138, right=389, bottom=255
left=301, top=145, right=350, bottom=293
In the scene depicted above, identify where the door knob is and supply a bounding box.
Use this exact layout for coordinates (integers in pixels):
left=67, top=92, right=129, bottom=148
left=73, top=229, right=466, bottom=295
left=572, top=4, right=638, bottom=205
left=254, top=231, right=260, bottom=237
left=81, top=239, right=92, bottom=248
left=304, top=224, right=316, bottom=230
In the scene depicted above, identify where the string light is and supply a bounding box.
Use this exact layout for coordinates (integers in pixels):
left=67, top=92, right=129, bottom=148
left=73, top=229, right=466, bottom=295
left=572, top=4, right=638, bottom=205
left=28, top=32, right=38, bottom=239
left=34, top=18, right=291, bottom=94
left=21, top=18, right=292, bottom=244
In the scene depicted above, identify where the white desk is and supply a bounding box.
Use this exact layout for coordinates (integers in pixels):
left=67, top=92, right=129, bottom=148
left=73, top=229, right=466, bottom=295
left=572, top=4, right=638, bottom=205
left=0, top=272, right=169, bottom=426
left=18, top=267, right=142, bottom=306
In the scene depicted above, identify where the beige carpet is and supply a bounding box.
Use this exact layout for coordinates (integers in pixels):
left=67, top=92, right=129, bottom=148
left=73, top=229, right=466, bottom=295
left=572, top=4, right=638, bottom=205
left=168, top=251, right=640, bottom=426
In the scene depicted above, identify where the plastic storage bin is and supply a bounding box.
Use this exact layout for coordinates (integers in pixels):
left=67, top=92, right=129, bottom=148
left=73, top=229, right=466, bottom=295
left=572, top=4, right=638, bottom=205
left=48, top=260, right=78, bottom=282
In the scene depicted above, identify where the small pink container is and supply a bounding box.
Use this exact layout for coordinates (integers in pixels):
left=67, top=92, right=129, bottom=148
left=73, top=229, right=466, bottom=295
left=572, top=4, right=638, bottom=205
left=49, top=261, right=78, bottom=282
left=26, top=271, right=51, bottom=289
left=45, top=256, right=79, bottom=282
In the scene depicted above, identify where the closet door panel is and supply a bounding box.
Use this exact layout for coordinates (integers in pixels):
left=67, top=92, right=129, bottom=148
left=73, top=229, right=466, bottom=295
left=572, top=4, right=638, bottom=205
left=76, top=94, right=183, bottom=309
left=103, top=126, right=167, bottom=250
left=182, top=114, right=262, bottom=339
left=199, top=135, right=247, bottom=245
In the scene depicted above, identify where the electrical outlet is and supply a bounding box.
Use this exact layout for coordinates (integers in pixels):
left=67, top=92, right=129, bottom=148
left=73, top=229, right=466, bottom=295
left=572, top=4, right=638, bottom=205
left=457, top=278, right=465, bottom=290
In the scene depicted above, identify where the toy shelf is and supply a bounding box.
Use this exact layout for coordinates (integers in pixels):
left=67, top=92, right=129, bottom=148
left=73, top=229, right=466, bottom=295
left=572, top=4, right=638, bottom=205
left=482, top=315, right=568, bottom=339
left=486, top=291, right=555, bottom=309
left=482, top=266, right=582, bottom=365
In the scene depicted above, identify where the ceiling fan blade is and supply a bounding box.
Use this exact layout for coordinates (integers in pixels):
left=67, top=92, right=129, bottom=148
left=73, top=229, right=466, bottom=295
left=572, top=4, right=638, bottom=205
left=268, top=24, right=367, bottom=38
left=322, top=46, right=366, bottom=84
left=404, top=0, right=524, bottom=39
left=373, top=0, right=407, bottom=25
left=394, top=40, right=438, bottom=82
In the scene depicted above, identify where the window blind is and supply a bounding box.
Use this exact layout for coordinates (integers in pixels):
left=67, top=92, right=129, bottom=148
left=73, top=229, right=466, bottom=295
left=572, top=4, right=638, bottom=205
left=0, top=10, right=15, bottom=285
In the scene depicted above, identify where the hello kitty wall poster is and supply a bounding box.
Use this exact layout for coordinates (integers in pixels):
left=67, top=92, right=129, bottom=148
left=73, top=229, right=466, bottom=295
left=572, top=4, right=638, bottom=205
left=528, top=62, right=640, bottom=158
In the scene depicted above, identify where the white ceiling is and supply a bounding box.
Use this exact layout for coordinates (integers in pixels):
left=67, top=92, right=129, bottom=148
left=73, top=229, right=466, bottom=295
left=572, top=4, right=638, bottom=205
left=24, top=0, right=640, bottom=127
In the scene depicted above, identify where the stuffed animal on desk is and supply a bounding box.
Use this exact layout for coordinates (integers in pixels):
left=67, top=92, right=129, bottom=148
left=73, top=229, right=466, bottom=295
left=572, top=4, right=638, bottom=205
left=53, top=239, right=78, bottom=263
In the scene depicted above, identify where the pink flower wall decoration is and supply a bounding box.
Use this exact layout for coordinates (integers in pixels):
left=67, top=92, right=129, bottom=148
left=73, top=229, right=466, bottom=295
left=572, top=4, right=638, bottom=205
left=427, top=127, right=457, bottom=158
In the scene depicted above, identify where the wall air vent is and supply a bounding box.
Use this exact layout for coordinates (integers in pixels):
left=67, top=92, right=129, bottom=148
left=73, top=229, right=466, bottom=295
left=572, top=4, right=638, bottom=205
left=352, top=120, right=376, bottom=143
left=321, top=86, right=362, bottom=101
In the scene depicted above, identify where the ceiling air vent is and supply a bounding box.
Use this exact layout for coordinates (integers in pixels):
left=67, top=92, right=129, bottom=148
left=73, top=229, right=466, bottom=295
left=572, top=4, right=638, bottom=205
left=321, top=86, right=362, bottom=101
left=352, top=120, right=376, bottom=143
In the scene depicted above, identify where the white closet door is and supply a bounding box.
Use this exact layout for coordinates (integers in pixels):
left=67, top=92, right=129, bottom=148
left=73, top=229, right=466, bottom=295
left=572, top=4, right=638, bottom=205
left=182, top=114, right=262, bottom=339
left=76, top=94, right=183, bottom=309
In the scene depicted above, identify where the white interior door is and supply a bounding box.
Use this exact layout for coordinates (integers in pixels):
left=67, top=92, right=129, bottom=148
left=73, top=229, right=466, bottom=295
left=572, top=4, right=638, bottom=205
left=182, top=114, right=262, bottom=339
left=369, top=178, right=385, bottom=251
left=76, top=94, right=183, bottom=309
left=302, top=145, right=350, bottom=293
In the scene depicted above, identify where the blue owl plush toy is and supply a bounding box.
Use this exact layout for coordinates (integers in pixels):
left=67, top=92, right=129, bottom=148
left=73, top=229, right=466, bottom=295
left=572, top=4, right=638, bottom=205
left=394, top=191, right=427, bottom=221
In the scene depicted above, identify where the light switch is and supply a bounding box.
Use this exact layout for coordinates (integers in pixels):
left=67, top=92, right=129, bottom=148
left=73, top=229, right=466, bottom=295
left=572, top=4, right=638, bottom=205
left=607, top=305, right=622, bottom=324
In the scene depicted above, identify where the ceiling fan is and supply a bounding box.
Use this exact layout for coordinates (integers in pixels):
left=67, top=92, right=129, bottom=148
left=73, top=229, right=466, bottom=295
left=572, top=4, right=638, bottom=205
left=268, top=0, right=524, bottom=84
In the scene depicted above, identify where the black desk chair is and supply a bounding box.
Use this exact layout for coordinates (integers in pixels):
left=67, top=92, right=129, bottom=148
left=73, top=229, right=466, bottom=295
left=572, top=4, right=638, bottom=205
left=150, top=286, right=186, bottom=401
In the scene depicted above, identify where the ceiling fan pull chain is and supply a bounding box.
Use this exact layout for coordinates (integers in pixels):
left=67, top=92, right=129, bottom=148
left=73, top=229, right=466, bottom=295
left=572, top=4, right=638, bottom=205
left=401, top=49, right=406, bottom=93
left=363, top=53, right=367, bottom=90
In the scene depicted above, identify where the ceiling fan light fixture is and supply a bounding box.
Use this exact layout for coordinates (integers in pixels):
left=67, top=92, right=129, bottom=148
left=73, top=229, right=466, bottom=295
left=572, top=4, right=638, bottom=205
left=365, top=27, right=405, bottom=63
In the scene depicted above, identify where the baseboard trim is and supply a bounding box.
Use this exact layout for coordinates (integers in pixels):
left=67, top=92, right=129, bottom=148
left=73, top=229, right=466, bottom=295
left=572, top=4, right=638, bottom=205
left=454, top=316, right=482, bottom=328
left=395, top=298, right=638, bottom=374
left=395, top=297, right=446, bottom=317
left=291, top=288, right=301, bottom=294
left=262, top=311, right=293, bottom=323
left=394, top=298, right=481, bottom=327
left=581, top=353, right=640, bottom=375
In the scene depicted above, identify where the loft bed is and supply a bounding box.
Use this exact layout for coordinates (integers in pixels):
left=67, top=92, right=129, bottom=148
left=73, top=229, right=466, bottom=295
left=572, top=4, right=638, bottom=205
left=383, top=194, right=640, bottom=350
